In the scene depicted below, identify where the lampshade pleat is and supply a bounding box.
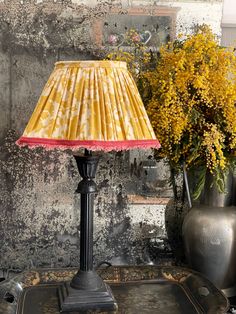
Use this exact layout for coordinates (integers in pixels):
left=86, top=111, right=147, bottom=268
left=17, top=61, right=160, bottom=151
left=105, top=68, right=120, bottom=140
left=95, top=70, right=102, bottom=140
left=118, top=71, right=136, bottom=139
left=58, top=68, right=73, bottom=138
left=99, top=68, right=108, bottom=140
left=123, top=75, right=147, bottom=138
left=113, top=68, right=131, bottom=139
left=67, top=68, right=77, bottom=139
left=111, top=79, right=120, bottom=140
left=75, top=69, right=85, bottom=139
left=114, top=69, right=141, bottom=139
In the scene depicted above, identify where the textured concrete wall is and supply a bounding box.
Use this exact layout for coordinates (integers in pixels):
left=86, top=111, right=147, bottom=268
left=0, top=0, right=222, bottom=272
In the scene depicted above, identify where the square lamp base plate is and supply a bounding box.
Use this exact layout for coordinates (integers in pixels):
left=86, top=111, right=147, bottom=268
left=58, top=282, right=118, bottom=312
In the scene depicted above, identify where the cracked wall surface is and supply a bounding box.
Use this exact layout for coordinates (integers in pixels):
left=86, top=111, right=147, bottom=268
left=0, top=0, right=222, bottom=271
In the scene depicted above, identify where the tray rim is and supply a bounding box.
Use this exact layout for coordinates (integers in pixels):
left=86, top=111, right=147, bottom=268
left=0, top=265, right=230, bottom=314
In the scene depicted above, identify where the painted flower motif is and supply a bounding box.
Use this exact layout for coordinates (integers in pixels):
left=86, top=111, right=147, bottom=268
left=108, top=34, right=119, bottom=45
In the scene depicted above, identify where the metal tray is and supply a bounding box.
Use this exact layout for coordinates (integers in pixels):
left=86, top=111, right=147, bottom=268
left=0, top=266, right=229, bottom=314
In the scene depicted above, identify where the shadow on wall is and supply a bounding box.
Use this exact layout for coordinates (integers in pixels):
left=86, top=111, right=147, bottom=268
left=165, top=200, right=189, bottom=264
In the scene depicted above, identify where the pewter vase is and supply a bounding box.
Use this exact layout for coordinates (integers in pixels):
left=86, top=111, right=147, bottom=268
left=182, top=171, right=236, bottom=297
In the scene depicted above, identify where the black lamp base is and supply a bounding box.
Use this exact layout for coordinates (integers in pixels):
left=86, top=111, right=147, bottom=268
left=58, top=152, right=117, bottom=312
left=58, top=281, right=117, bottom=312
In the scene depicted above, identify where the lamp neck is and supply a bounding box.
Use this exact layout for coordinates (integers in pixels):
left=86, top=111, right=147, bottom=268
left=84, top=149, right=92, bottom=156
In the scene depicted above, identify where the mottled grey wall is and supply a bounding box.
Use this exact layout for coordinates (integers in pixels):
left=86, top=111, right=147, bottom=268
left=0, top=0, right=222, bottom=273
left=0, top=0, right=175, bottom=273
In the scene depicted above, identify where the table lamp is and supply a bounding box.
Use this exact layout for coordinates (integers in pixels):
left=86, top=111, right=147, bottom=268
left=16, top=60, right=160, bottom=312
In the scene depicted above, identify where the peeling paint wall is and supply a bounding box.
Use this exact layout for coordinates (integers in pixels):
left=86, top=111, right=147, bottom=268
left=0, top=0, right=223, bottom=272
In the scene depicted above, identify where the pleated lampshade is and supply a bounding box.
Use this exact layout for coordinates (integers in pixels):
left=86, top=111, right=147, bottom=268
left=17, top=60, right=160, bottom=151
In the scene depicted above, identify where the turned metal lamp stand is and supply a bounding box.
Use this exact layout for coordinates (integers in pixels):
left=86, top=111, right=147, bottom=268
left=58, top=150, right=116, bottom=311
left=16, top=60, right=160, bottom=312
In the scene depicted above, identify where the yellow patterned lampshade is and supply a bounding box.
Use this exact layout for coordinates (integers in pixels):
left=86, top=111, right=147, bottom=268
left=17, top=60, right=160, bottom=151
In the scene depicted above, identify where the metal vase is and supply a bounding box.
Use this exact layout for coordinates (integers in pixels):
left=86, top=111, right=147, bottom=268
left=182, top=171, right=236, bottom=297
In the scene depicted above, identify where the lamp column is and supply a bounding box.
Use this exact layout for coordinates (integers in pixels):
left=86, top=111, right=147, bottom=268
left=71, top=150, right=104, bottom=290
left=76, top=151, right=95, bottom=273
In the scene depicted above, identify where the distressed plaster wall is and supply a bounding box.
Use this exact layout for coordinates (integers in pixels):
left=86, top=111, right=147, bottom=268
left=0, top=0, right=223, bottom=272
left=158, top=0, right=223, bottom=35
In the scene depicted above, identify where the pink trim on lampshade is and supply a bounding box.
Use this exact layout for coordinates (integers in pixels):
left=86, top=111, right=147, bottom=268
left=16, top=137, right=161, bottom=151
